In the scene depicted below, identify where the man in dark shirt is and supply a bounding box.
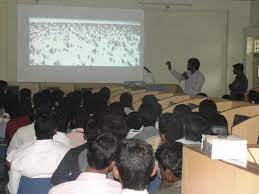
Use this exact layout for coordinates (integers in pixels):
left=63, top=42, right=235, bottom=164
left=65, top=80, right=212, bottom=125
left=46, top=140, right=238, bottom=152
left=223, top=63, right=248, bottom=101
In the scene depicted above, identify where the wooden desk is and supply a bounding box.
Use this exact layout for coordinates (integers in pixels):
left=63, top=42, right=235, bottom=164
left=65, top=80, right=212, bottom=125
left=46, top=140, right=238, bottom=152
left=182, top=146, right=259, bottom=194
left=221, top=105, right=259, bottom=131
left=158, top=95, right=191, bottom=109
left=231, top=116, right=259, bottom=144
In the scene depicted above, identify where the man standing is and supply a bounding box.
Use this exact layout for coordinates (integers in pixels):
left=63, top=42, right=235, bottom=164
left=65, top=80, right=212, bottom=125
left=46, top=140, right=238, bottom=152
left=166, top=58, right=205, bottom=95
left=228, top=63, right=248, bottom=101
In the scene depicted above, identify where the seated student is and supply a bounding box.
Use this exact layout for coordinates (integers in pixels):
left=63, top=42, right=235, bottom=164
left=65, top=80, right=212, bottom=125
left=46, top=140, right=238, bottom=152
left=108, top=102, right=126, bottom=117
left=120, top=92, right=134, bottom=115
left=51, top=112, right=128, bottom=186
left=134, top=105, right=160, bottom=146
left=113, top=138, right=156, bottom=194
left=98, top=87, right=111, bottom=106
left=247, top=90, right=259, bottom=104
left=19, top=88, right=33, bottom=121
left=198, top=99, right=228, bottom=131
left=6, top=99, right=70, bottom=162
left=49, top=133, right=121, bottom=194
left=126, top=112, right=143, bottom=138
left=5, top=102, right=30, bottom=144
left=67, top=109, right=89, bottom=147
left=158, top=113, right=183, bottom=144
left=8, top=112, right=69, bottom=194
left=154, top=143, right=182, bottom=194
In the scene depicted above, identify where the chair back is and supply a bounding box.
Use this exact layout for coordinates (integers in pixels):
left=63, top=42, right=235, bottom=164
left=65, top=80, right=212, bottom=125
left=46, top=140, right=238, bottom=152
left=18, top=176, right=53, bottom=194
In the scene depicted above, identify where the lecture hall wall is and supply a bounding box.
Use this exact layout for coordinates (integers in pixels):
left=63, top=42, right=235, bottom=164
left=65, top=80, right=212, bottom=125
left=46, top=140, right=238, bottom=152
left=0, top=0, right=254, bottom=97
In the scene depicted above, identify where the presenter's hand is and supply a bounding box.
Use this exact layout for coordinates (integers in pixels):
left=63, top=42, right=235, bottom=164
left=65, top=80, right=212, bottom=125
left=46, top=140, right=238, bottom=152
left=165, top=61, right=172, bottom=70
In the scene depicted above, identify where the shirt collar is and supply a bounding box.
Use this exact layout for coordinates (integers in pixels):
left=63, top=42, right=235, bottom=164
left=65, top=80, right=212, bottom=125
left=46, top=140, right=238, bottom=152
left=77, top=172, right=106, bottom=180
left=121, top=189, right=148, bottom=194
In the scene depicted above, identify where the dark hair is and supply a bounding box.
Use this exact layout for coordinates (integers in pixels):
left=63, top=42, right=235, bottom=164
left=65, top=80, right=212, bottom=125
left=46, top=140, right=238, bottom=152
left=87, top=133, right=118, bottom=170
left=100, top=113, right=128, bottom=140
left=82, top=90, right=93, bottom=109
left=188, top=58, right=200, bottom=70
left=173, top=104, right=191, bottom=114
left=34, top=97, right=53, bottom=117
left=116, top=138, right=155, bottom=190
left=183, top=112, right=210, bottom=142
left=138, top=105, right=158, bottom=127
left=155, top=142, right=183, bottom=178
left=51, top=89, right=64, bottom=109
left=20, top=88, right=31, bottom=103
left=199, top=99, right=217, bottom=119
left=99, top=87, right=111, bottom=102
left=55, top=110, right=68, bottom=133
left=34, top=112, right=56, bottom=140
left=126, top=112, right=142, bottom=130
left=107, top=102, right=126, bottom=117
left=120, top=92, right=133, bottom=109
left=159, top=113, right=183, bottom=142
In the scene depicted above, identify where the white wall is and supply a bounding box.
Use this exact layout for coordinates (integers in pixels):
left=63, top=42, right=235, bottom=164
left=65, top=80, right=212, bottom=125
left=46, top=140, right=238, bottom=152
left=251, top=0, right=259, bottom=25
left=0, top=0, right=252, bottom=97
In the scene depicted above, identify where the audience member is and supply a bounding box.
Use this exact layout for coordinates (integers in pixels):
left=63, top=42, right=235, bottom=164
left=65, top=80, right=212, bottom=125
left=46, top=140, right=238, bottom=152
left=113, top=138, right=156, bottom=194
left=8, top=112, right=69, bottom=194
left=108, top=102, right=126, bottom=117
left=134, top=105, right=160, bottom=147
left=67, top=109, right=89, bottom=147
left=126, top=112, right=143, bottom=138
left=158, top=113, right=183, bottom=144
left=120, top=92, right=134, bottom=115
left=154, top=143, right=182, bottom=194
left=5, top=102, right=30, bottom=144
left=19, top=88, right=33, bottom=121
left=247, top=90, right=259, bottom=104
left=199, top=99, right=228, bottom=134
left=49, top=133, right=121, bottom=194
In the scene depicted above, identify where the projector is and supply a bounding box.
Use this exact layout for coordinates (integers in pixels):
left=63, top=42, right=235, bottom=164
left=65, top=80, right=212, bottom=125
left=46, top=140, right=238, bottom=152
left=201, top=135, right=247, bottom=167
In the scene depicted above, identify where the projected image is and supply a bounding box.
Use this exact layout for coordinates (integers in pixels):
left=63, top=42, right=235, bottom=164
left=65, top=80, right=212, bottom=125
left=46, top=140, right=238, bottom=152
left=29, top=18, right=141, bottom=67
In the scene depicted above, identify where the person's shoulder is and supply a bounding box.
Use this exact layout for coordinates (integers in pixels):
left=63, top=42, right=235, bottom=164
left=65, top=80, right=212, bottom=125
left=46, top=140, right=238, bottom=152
left=49, top=181, right=78, bottom=194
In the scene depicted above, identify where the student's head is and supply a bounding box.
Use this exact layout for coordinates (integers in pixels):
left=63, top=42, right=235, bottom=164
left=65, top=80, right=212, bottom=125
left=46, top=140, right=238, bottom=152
left=100, top=113, right=128, bottom=140
left=199, top=99, right=217, bottom=119
left=120, top=92, right=133, bottom=108
left=34, top=112, right=56, bottom=140
left=248, top=90, right=259, bottom=104
left=187, top=58, right=200, bottom=73
left=142, top=95, right=158, bottom=106
left=113, top=138, right=156, bottom=191
left=82, top=90, right=93, bottom=107
left=19, top=88, right=32, bottom=103
left=173, top=104, right=191, bottom=114
left=233, top=63, right=244, bottom=75
left=183, top=112, right=210, bottom=142
left=34, top=97, right=53, bottom=117
left=159, top=113, right=183, bottom=143
left=51, top=89, right=64, bottom=108
left=138, top=105, right=158, bottom=127
left=126, top=112, right=142, bottom=131
left=87, top=133, right=118, bottom=173
left=155, top=143, right=183, bottom=183
left=0, top=80, right=7, bottom=93
left=99, top=87, right=111, bottom=102
left=55, top=110, right=68, bottom=133
left=8, top=102, right=26, bottom=119
left=108, top=102, right=125, bottom=117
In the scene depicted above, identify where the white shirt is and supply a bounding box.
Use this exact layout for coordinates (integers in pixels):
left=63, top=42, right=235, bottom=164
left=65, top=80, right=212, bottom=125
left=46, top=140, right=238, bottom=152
left=121, top=189, right=148, bottom=194
left=7, top=124, right=73, bottom=162
left=170, top=70, right=205, bottom=95
left=8, top=139, right=69, bottom=194
left=176, top=138, right=201, bottom=145
left=126, top=126, right=143, bottom=139
left=49, top=172, right=122, bottom=194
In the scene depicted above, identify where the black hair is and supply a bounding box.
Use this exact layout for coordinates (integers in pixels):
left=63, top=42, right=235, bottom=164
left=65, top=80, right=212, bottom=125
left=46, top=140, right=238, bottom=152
left=34, top=112, right=56, bottom=140
left=173, top=104, right=191, bottom=114
left=87, top=133, right=118, bottom=170
left=188, top=58, right=200, bottom=70
left=55, top=110, right=68, bottom=133
left=126, top=112, right=142, bottom=130
left=138, top=105, right=158, bottom=127
left=120, top=92, right=133, bottom=109
left=199, top=99, right=217, bottom=119
left=51, top=89, right=64, bottom=109
left=107, top=102, right=126, bottom=117
left=100, top=113, right=128, bottom=140
left=82, top=90, right=93, bottom=109
left=159, top=113, right=183, bottom=142
left=116, top=138, right=155, bottom=190
left=19, top=88, right=32, bottom=103
left=99, top=87, right=111, bottom=102
left=155, top=142, right=183, bottom=178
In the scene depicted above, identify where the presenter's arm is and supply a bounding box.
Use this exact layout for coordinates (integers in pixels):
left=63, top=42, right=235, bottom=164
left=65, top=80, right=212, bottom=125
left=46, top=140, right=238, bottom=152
left=170, top=70, right=185, bottom=81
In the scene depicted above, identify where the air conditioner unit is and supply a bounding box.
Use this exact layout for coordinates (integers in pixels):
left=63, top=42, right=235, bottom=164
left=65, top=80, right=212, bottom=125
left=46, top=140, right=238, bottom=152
left=138, top=0, right=192, bottom=6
